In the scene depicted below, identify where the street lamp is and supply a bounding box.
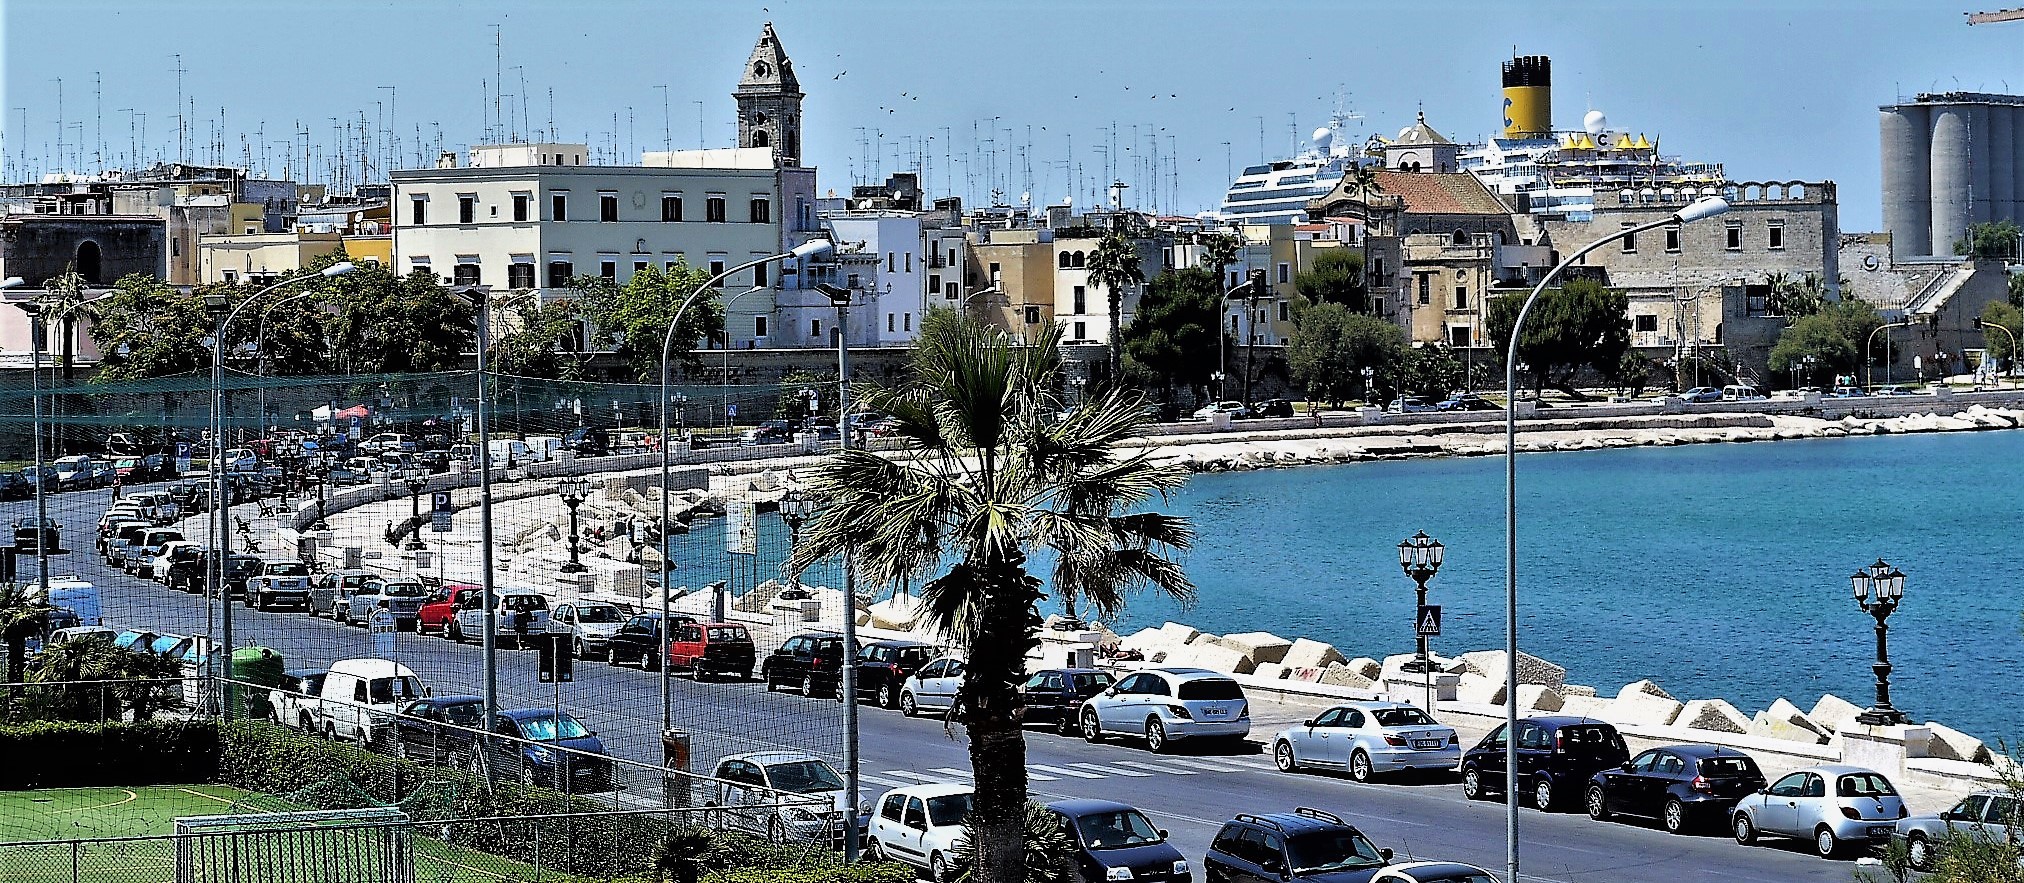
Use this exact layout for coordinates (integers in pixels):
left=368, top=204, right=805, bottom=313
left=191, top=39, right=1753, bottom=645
left=1849, top=559, right=1911, bottom=726
left=1866, top=320, right=1913, bottom=389
left=1397, top=530, right=1445, bottom=712
left=1362, top=366, right=1377, bottom=405
left=779, top=489, right=815, bottom=563
left=717, top=285, right=766, bottom=430
left=557, top=476, right=590, bottom=573
left=402, top=475, right=428, bottom=551
left=311, top=454, right=332, bottom=531
left=1978, top=320, right=2017, bottom=388
left=1500, top=196, right=1727, bottom=881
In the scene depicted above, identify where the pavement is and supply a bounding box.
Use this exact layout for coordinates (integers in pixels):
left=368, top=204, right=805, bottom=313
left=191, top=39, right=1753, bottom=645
left=25, top=475, right=1925, bottom=883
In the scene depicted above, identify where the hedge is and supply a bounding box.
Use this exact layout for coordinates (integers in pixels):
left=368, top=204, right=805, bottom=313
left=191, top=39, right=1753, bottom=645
left=0, top=720, right=219, bottom=789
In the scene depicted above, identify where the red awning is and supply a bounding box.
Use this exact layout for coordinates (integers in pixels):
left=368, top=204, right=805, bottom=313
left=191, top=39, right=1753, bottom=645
left=334, top=405, right=371, bottom=419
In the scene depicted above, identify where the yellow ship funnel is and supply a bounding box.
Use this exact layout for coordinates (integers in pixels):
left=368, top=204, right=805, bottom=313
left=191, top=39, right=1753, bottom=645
left=1501, top=55, right=1552, bottom=139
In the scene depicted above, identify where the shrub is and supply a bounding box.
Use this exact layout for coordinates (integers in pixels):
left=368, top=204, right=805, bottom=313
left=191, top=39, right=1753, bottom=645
left=0, top=720, right=218, bottom=788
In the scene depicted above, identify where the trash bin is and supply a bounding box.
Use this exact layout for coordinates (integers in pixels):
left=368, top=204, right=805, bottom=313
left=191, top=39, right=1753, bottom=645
left=662, top=728, right=693, bottom=808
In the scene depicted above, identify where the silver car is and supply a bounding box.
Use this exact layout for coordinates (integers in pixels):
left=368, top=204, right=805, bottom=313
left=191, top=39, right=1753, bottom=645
left=1273, top=701, right=1460, bottom=781
left=1078, top=667, right=1250, bottom=752
left=1732, top=764, right=1906, bottom=858
left=1895, top=789, right=2021, bottom=871
left=710, top=751, right=855, bottom=847
left=550, top=601, right=629, bottom=660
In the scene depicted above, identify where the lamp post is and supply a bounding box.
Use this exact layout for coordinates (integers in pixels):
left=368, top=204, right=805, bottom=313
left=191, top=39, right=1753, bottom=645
left=1501, top=196, right=1727, bottom=881
left=717, top=285, right=766, bottom=431
left=812, top=280, right=865, bottom=862
left=1397, top=530, right=1444, bottom=712
left=402, top=475, right=428, bottom=551
left=1849, top=559, right=1910, bottom=726
left=778, top=489, right=813, bottom=579
left=0, top=279, right=48, bottom=601
left=312, top=454, right=331, bottom=531
left=1978, top=320, right=2017, bottom=388
left=1865, top=320, right=1913, bottom=389
left=557, top=476, right=590, bottom=573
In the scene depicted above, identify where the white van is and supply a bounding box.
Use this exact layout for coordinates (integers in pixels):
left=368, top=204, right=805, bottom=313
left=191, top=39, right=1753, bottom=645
left=485, top=439, right=535, bottom=469
left=523, top=436, right=563, bottom=463
left=1722, top=385, right=1767, bottom=401
left=318, top=658, right=428, bottom=747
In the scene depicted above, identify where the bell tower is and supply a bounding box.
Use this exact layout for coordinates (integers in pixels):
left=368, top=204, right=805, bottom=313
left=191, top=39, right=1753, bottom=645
left=734, top=22, right=803, bottom=167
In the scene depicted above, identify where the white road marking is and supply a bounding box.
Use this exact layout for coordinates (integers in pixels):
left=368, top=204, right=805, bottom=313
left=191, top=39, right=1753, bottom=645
left=1112, top=760, right=1198, bottom=775
left=928, top=767, right=975, bottom=780
left=1068, top=762, right=1151, bottom=777
left=880, top=770, right=944, bottom=783
left=1027, top=763, right=1106, bottom=779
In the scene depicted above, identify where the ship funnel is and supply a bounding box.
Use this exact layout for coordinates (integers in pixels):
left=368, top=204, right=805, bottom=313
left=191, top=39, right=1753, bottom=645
left=1501, top=55, right=1552, bottom=139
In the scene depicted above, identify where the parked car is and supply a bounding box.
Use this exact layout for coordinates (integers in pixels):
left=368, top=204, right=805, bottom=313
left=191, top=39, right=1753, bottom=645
left=1895, top=789, right=2021, bottom=871
left=1731, top=764, right=1906, bottom=858
left=1193, top=400, right=1250, bottom=420
left=312, top=569, right=372, bottom=618
left=761, top=631, right=849, bottom=697
left=898, top=655, right=966, bottom=717
left=1249, top=399, right=1296, bottom=419
left=387, top=694, right=487, bottom=763
left=1721, top=384, right=1767, bottom=401
left=1386, top=397, right=1436, bottom=414
left=318, top=658, right=428, bottom=747
left=1585, top=744, right=1765, bottom=834
left=355, top=575, right=429, bottom=629
left=330, top=576, right=381, bottom=624
left=1017, top=668, right=1115, bottom=736
left=126, top=528, right=184, bottom=576
left=165, top=552, right=259, bottom=596
left=853, top=640, right=938, bottom=708
left=242, top=559, right=314, bottom=611
left=1273, top=701, right=1460, bottom=782
left=52, top=455, right=100, bottom=490
left=360, top=433, right=416, bottom=454
left=150, top=542, right=199, bottom=583
left=1437, top=393, right=1500, bottom=412
left=20, top=466, right=58, bottom=494
left=1680, top=387, right=1724, bottom=403
left=665, top=620, right=756, bottom=681
left=99, top=520, right=149, bottom=562
left=416, top=584, right=481, bottom=634
left=550, top=601, right=630, bottom=661
left=866, top=783, right=973, bottom=880
left=1205, top=806, right=1392, bottom=883
left=480, top=709, right=613, bottom=791
left=1043, top=798, right=1190, bottom=883
left=1829, top=385, right=1869, bottom=398
left=1460, top=716, right=1630, bottom=811
left=1079, top=667, right=1250, bottom=752
left=449, top=589, right=549, bottom=647
left=1367, top=863, right=1502, bottom=883
left=711, top=751, right=856, bottom=846
left=738, top=424, right=793, bottom=446
left=15, top=516, right=61, bottom=554
left=268, top=668, right=328, bottom=732
left=561, top=426, right=611, bottom=457
left=1874, top=385, right=1923, bottom=397
left=0, top=472, right=29, bottom=501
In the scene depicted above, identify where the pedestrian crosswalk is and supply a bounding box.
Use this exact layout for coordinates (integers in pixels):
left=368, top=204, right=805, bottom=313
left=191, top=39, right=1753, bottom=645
left=859, top=754, right=1275, bottom=791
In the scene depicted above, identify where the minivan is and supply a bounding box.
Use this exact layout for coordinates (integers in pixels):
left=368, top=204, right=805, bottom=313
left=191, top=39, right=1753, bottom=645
left=1722, top=385, right=1767, bottom=401
left=319, top=658, right=428, bottom=747
left=1461, top=715, right=1630, bottom=812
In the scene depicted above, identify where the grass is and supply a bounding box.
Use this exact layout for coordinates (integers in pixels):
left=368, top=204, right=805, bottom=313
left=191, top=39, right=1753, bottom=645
left=0, top=787, right=593, bottom=883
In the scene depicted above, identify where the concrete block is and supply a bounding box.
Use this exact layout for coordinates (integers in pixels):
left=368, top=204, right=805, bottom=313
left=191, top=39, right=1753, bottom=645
left=1810, top=693, right=1865, bottom=734
left=1558, top=695, right=1614, bottom=720
left=1561, top=684, right=1598, bottom=698
left=1157, top=621, right=1202, bottom=645
left=1923, top=721, right=1995, bottom=764
left=1216, top=631, right=1294, bottom=666
left=866, top=595, right=925, bottom=631
left=1677, top=699, right=1752, bottom=734
left=1454, top=673, right=1506, bottom=706
left=1616, top=679, right=1675, bottom=702
left=1516, top=684, right=1564, bottom=713
left=1281, top=638, right=1346, bottom=670
left=1610, top=691, right=1684, bottom=727
left=1171, top=642, right=1254, bottom=675
left=1284, top=666, right=1325, bottom=683
left=1456, top=650, right=1566, bottom=688
left=1748, top=698, right=1829, bottom=744
left=1344, top=657, right=1382, bottom=680
left=1317, top=663, right=1374, bottom=689
left=1118, top=628, right=1171, bottom=655
left=1252, top=662, right=1289, bottom=681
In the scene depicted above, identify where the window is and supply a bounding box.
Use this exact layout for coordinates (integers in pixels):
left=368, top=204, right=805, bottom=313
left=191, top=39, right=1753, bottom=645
left=410, top=197, right=426, bottom=225
left=709, top=257, right=725, bottom=277
left=512, top=193, right=530, bottom=222
left=550, top=191, right=567, bottom=221
left=222, top=270, right=237, bottom=284
left=547, top=259, right=572, bottom=288
left=1635, top=314, right=1658, bottom=333
left=880, top=794, right=906, bottom=823
left=945, top=281, right=960, bottom=299
left=753, top=262, right=767, bottom=287
left=928, top=273, right=941, bottom=294
left=600, top=257, right=617, bottom=280
left=452, top=262, right=480, bottom=286
left=458, top=195, right=475, bottom=224
left=749, top=197, right=770, bottom=223
left=1453, top=287, right=1467, bottom=310
left=1073, top=320, right=1087, bottom=340
left=810, top=318, right=821, bottom=338
left=1073, top=285, right=1087, bottom=313
left=1024, top=306, right=1041, bottom=324
left=1278, top=301, right=1289, bottom=321
left=706, top=195, right=727, bottom=223
left=904, top=313, right=912, bottom=331
left=1277, top=262, right=1290, bottom=284
left=633, top=260, right=649, bottom=277
left=1767, top=222, right=1785, bottom=250
left=905, top=252, right=912, bottom=272
left=754, top=316, right=768, bottom=337
left=599, top=192, right=618, bottom=222
left=989, top=261, right=1002, bottom=281
left=508, top=263, right=535, bottom=289
left=1665, top=227, right=1680, bottom=253
left=1417, top=274, right=1430, bottom=305
left=1726, top=223, right=1742, bottom=250
left=888, top=313, right=896, bottom=333
left=887, top=252, right=895, bottom=273
left=662, top=194, right=683, bottom=222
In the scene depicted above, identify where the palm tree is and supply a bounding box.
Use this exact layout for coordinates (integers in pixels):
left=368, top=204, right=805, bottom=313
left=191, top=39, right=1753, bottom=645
left=0, top=584, right=50, bottom=713
left=41, top=266, right=96, bottom=384
left=1086, top=225, right=1146, bottom=383
left=787, top=313, right=1194, bottom=883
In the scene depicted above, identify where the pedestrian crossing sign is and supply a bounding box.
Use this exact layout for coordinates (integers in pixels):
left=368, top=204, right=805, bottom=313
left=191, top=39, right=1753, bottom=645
left=1416, top=604, right=1442, bottom=636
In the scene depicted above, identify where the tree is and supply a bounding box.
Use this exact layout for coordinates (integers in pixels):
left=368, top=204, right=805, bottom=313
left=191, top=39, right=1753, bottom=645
left=1198, top=232, right=1241, bottom=292
left=1394, top=343, right=1465, bottom=401
left=1294, top=249, right=1368, bottom=312
left=87, top=274, right=212, bottom=380
left=1616, top=351, right=1656, bottom=397
left=1768, top=300, right=1883, bottom=388
left=951, top=802, right=1077, bottom=883
left=328, top=261, right=476, bottom=374
left=1485, top=278, right=1632, bottom=398
left=2009, top=272, right=2024, bottom=308
left=574, top=263, right=726, bottom=381
left=786, top=316, right=1193, bottom=883
left=1120, top=268, right=1222, bottom=405
left=1286, top=303, right=1404, bottom=406
left=24, top=639, right=178, bottom=721
left=1086, top=225, right=1145, bottom=382
left=1764, top=271, right=1830, bottom=323
left=1981, top=301, right=2023, bottom=367
left=491, top=299, right=592, bottom=380
left=0, top=584, right=51, bottom=709
left=1955, top=220, right=2022, bottom=262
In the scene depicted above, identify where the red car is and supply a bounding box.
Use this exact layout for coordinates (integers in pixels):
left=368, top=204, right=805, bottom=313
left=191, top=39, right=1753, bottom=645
left=418, top=584, right=482, bottom=635
left=666, top=621, right=756, bottom=681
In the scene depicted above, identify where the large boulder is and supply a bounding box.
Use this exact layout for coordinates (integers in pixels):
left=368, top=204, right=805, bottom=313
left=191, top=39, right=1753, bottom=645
left=1809, top=694, right=1864, bottom=734
left=1251, top=662, right=1289, bottom=681
left=1558, top=695, right=1613, bottom=719
left=1924, top=722, right=1995, bottom=764
left=1317, top=663, right=1374, bottom=689
left=1118, top=628, right=1172, bottom=656
left=1616, top=679, right=1675, bottom=702
left=1215, top=631, right=1294, bottom=667
left=1749, top=698, right=1829, bottom=744
left=865, top=595, right=926, bottom=631
left=1170, top=642, right=1254, bottom=675
left=1610, top=687, right=1684, bottom=728
left=1456, top=650, right=1565, bottom=688
left=1677, top=699, right=1751, bottom=734
left=1157, top=622, right=1203, bottom=645
left=1282, top=638, right=1347, bottom=670
left=1516, top=684, right=1564, bottom=713
left=1453, top=673, right=1506, bottom=706
left=1344, top=657, right=1383, bottom=680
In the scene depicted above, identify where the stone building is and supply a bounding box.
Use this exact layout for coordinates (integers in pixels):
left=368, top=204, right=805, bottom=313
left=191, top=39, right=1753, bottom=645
left=0, top=214, right=166, bottom=287
left=735, top=22, right=803, bottom=168
left=1841, top=232, right=2006, bottom=381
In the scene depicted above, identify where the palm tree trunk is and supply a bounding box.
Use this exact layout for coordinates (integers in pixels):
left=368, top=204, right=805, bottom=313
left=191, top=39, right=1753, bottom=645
left=964, top=560, right=1043, bottom=883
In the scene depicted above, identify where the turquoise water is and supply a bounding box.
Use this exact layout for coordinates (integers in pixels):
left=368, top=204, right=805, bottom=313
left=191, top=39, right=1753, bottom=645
left=1122, top=431, right=2024, bottom=742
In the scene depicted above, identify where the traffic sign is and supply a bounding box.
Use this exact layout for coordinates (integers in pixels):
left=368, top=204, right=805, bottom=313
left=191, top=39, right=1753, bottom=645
left=432, top=490, right=453, bottom=513
left=538, top=633, right=574, bottom=683
left=431, top=511, right=453, bottom=533
left=726, top=403, right=738, bottom=419
left=727, top=503, right=756, bottom=555
left=1415, top=604, right=1442, bottom=637
left=370, top=608, right=397, bottom=656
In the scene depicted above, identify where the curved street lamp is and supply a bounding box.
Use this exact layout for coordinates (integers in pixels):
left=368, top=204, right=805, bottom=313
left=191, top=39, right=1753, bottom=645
left=1849, top=559, right=1909, bottom=726
left=1500, top=197, right=1726, bottom=880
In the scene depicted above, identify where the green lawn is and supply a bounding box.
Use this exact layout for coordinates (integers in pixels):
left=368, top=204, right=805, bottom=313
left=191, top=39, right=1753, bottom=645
left=0, top=787, right=581, bottom=883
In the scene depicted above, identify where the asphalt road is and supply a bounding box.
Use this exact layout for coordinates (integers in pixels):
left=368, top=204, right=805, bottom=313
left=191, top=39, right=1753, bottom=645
left=27, top=483, right=1867, bottom=883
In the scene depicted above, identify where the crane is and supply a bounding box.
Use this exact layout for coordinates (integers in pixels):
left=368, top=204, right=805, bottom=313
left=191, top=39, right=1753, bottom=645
left=1967, top=7, right=2024, bottom=23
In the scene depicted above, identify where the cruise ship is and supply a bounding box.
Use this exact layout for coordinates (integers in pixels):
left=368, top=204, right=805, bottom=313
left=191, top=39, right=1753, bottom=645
left=1217, top=112, right=1371, bottom=225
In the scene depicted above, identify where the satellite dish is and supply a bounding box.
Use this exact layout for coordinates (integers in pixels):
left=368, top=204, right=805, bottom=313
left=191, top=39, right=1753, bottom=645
left=1584, top=109, right=1608, bottom=136
left=1021, top=191, right=1031, bottom=205
left=1064, top=195, right=1074, bottom=206
left=1311, top=127, right=1334, bottom=149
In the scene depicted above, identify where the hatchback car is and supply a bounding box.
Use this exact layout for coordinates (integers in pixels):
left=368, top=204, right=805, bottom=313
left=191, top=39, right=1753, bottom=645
left=1585, top=744, right=1765, bottom=834
left=1018, top=668, right=1115, bottom=735
left=550, top=601, right=630, bottom=661
left=1249, top=399, right=1296, bottom=418
left=1460, top=716, right=1629, bottom=812
left=666, top=620, right=755, bottom=681
left=1731, top=764, right=1906, bottom=858
left=1205, top=806, right=1392, bottom=883
left=1043, top=798, right=1190, bottom=883
left=1273, top=701, right=1460, bottom=782
left=855, top=640, right=938, bottom=708
left=1895, top=789, right=2022, bottom=871
left=608, top=613, right=689, bottom=669
left=482, top=709, right=612, bottom=791
left=711, top=751, right=856, bottom=846
left=1436, top=393, right=1500, bottom=412
left=1192, top=401, right=1249, bottom=420
left=1079, top=667, right=1250, bottom=752
left=762, top=632, right=849, bottom=697
left=1680, top=387, right=1724, bottom=403
left=865, top=783, right=973, bottom=881
left=900, top=655, right=967, bottom=717
left=388, top=695, right=488, bottom=763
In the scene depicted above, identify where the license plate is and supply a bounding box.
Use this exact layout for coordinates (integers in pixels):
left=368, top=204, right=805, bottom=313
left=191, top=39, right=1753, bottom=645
left=1868, top=825, right=1892, bottom=838
left=1414, top=740, right=1442, bottom=750
left=1202, top=708, right=1226, bottom=717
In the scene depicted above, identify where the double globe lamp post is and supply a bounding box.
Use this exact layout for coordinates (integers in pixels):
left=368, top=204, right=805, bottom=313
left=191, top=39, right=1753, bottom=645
left=1849, top=559, right=1910, bottom=726
left=557, top=476, right=590, bottom=574
left=1397, top=530, right=1444, bottom=713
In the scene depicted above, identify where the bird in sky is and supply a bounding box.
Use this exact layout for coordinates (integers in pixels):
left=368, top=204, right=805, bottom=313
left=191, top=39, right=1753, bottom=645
left=834, top=71, right=846, bottom=79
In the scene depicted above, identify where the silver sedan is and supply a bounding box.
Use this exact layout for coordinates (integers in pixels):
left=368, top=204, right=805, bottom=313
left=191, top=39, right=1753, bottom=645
left=1273, top=701, right=1460, bottom=782
left=1894, top=789, right=2020, bottom=871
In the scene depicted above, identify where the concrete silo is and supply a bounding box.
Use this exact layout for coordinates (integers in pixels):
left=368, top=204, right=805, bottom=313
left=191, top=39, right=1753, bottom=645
left=1880, top=104, right=1932, bottom=258
left=1880, top=92, right=2024, bottom=258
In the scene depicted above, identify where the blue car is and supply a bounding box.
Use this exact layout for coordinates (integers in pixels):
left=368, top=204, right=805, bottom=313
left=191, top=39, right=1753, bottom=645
left=1205, top=806, right=1393, bottom=882
left=1044, top=798, right=1191, bottom=883
left=486, top=709, right=613, bottom=791
left=1680, top=387, right=1723, bottom=403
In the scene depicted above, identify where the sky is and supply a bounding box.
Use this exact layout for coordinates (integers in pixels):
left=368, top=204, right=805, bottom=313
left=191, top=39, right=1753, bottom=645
left=3, top=0, right=2019, bottom=231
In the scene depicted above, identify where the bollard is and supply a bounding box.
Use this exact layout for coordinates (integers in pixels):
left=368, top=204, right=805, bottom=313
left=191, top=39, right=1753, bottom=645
left=662, top=728, right=692, bottom=809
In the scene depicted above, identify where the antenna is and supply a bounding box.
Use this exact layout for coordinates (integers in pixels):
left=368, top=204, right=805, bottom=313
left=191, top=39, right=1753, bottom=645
left=53, top=77, right=63, bottom=174
left=492, top=23, right=503, bottom=144
left=94, top=72, right=103, bottom=173
left=694, top=100, right=704, bottom=149
left=654, top=85, right=671, bottom=152
left=517, top=67, right=529, bottom=144
left=379, top=86, right=397, bottom=174
left=173, top=54, right=185, bottom=164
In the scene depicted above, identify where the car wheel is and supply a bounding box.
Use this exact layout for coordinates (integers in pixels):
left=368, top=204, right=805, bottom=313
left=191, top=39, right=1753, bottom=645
left=1056, top=712, right=1078, bottom=738
left=448, top=621, right=464, bottom=643
left=1586, top=785, right=1610, bottom=821
left=1144, top=717, right=1168, bottom=753
left=1348, top=750, right=1374, bottom=783
left=1662, top=798, right=1688, bottom=834
left=766, top=815, right=787, bottom=844
left=878, top=683, right=899, bottom=709
left=1462, top=765, right=1487, bottom=800
left=298, top=712, right=315, bottom=732
left=1081, top=709, right=1104, bottom=743
left=1533, top=775, right=1557, bottom=811
left=324, top=723, right=338, bottom=742
left=861, top=837, right=883, bottom=863
left=1732, top=812, right=1757, bottom=845
left=1814, top=826, right=1841, bottom=859
left=355, top=727, right=373, bottom=752
left=800, top=676, right=819, bottom=698
left=929, top=851, right=950, bottom=883
left=1907, top=834, right=1934, bottom=871
left=573, top=638, right=587, bottom=659
left=1274, top=740, right=1298, bottom=772
left=899, top=692, right=918, bottom=717
left=520, top=763, right=540, bottom=788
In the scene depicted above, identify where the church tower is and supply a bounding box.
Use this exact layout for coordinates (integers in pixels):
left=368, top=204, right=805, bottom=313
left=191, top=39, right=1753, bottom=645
left=734, top=22, right=803, bottom=168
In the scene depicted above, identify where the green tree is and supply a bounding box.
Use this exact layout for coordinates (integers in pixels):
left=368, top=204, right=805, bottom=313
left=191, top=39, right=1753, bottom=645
left=1294, top=248, right=1368, bottom=312
left=0, top=584, right=51, bottom=709
left=1617, top=351, right=1656, bottom=397
left=1955, top=220, right=2022, bottom=261
left=1768, top=300, right=1883, bottom=388
left=1764, top=271, right=1830, bottom=323
left=2009, top=272, right=2024, bottom=308
left=1394, top=343, right=1465, bottom=401
left=329, top=261, right=476, bottom=374
left=1286, top=303, right=1404, bottom=406
left=87, top=274, right=212, bottom=380
left=574, top=263, right=726, bottom=381
left=24, top=639, right=179, bottom=722
left=1086, top=225, right=1146, bottom=382
left=491, top=299, right=591, bottom=380
left=786, top=317, right=1193, bottom=883
left=1120, top=268, right=1222, bottom=404
left=1981, top=301, right=2023, bottom=367
left=1485, top=278, right=1632, bottom=398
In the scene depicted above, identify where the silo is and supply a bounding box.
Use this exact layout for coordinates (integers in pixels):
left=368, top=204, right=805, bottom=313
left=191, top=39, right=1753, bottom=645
left=1880, top=105, right=1932, bottom=258
left=1992, top=104, right=2017, bottom=228
left=1968, top=103, right=1994, bottom=225
left=1931, top=106, right=1973, bottom=256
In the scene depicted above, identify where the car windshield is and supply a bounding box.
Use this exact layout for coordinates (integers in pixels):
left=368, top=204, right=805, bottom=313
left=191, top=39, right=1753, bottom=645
left=518, top=714, right=590, bottom=741
left=765, top=760, right=844, bottom=793
left=1838, top=773, right=1898, bottom=797
left=1372, top=707, right=1436, bottom=727
left=708, top=627, right=749, bottom=641
left=368, top=676, right=423, bottom=703
left=926, top=793, right=973, bottom=827
left=1699, top=756, right=1758, bottom=777
left=1176, top=679, right=1243, bottom=701
left=440, top=702, right=484, bottom=726
left=577, top=605, right=624, bottom=623
left=1072, top=673, right=1115, bottom=692
left=502, top=595, right=547, bottom=611
left=1075, top=810, right=1162, bottom=850
left=1285, top=829, right=1387, bottom=873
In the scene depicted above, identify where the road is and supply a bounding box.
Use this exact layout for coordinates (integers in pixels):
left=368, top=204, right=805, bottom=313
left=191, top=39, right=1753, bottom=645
left=28, top=482, right=1867, bottom=883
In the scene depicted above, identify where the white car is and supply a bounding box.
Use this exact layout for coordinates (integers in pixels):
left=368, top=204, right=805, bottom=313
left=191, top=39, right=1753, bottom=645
left=355, top=575, right=429, bottom=628
left=268, top=668, right=327, bottom=732
left=898, top=655, right=966, bottom=717
left=360, top=433, right=416, bottom=454
left=1732, top=764, right=1907, bottom=858
left=1079, top=667, right=1250, bottom=752
left=1369, top=862, right=1502, bottom=883
left=150, top=541, right=201, bottom=581
left=1272, top=701, right=1460, bottom=781
left=449, top=589, right=549, bottom=647
left=550, top=601, right=629, bottom=660
left=317, top=658, right=427, bottom=747
left=711, top=751, right=855, bottom=847
left=866, top=783, right=973, bottom=880
left=1191, top=400, right=1249, bottom=420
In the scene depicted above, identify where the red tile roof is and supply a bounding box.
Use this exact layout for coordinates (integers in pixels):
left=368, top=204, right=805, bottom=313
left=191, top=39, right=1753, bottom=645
left=1372, top=170, right=1508, bottom=215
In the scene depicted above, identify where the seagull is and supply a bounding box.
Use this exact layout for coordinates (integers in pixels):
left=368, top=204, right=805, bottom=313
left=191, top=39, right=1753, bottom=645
left=834, top=71, right=846, bottom=79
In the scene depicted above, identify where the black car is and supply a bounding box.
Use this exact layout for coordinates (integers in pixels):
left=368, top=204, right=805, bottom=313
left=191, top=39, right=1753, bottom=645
left=1461, top=716, right=1630, bottom=812
left=1019, top=668, right=1115, bottom=735
left=167, top=551, right=261, bottom=596
left=607, top=613, right=692, bottom=670
left=1249, top=399, right=1296, bottom=419
left=1205, top=807, right=1394, bottom=882
left=762, top=631, right=848, bottom=697
left=1044, top=798, right=1191, bottom=883
left=855, top=639, right=938, bottom=708
left=389, top=695, right=488, bottom=763
left=1586, top=744, right=1766, bottom=834
left=562, top=427, right=611, bottom=457
left=0, top=472, right=29, bottom=501
left=12, top=517, right=60, bottom=554
left=1437, top=393, right=1500, bottom=412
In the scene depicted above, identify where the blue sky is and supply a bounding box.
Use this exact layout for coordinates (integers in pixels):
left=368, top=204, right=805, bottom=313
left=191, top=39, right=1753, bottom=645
left=4, top=0, right=2017, bottom=231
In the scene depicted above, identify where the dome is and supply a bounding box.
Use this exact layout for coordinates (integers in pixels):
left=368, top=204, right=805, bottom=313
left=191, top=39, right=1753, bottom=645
left=1583, top=109, right=1608, bottom=135
left=1312, top=127, right=1334, bottom=149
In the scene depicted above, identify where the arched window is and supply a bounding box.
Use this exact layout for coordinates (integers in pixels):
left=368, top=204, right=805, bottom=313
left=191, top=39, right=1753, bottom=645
left=1058, top=252, right=1071, bottom=268
left=1453, top=230, right=1470, bottom=246
left=752, top=130, right=769, bottom=148
left=1071, top=251, right=1086, bottom=269
left=76, top=240, right=102, bottom=284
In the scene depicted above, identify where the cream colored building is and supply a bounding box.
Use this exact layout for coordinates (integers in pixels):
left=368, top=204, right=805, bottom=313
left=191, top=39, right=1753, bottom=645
left=197, top=231, right=345, bottom=285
